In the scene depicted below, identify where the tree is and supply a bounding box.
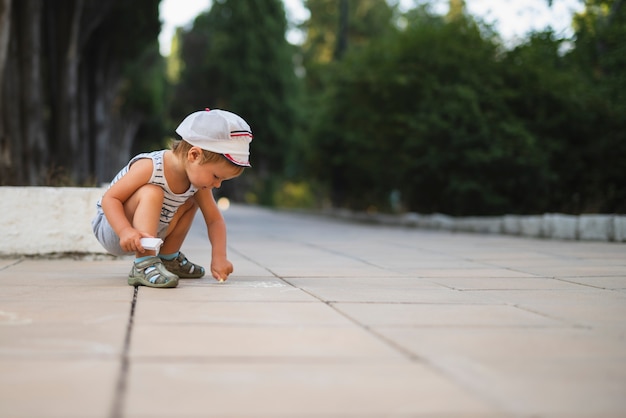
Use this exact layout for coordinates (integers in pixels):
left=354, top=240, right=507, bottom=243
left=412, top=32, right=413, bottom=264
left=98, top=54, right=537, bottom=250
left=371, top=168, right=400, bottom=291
left=0, top=0, right=164, bottom=185
left=171, top=0, right=301, bottom=203
left=300, top=0, right=397, bottom=206
left=568, top=0, right=626, bottom=212
left=307, top=9, right=568, bottom=215
left=301, top=0, right=395, bottom=86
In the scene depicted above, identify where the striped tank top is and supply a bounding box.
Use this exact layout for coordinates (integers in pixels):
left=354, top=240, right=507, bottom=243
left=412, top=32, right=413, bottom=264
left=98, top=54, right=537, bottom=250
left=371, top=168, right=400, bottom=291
left=96, top=150, right=197, bottom=228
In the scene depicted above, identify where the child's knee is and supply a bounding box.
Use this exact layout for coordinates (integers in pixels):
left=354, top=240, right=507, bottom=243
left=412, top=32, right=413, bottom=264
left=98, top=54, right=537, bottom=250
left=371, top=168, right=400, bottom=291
left=124, top=184, right=165, bottom=219
left=136, top=184, right=164, bottom=202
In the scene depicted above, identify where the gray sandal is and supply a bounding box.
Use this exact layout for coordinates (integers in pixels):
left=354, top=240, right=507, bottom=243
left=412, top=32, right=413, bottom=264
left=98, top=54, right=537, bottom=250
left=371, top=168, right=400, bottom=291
left=128, top=257, right=179, bottom=288
left=161, top=252, right=205, bottom=279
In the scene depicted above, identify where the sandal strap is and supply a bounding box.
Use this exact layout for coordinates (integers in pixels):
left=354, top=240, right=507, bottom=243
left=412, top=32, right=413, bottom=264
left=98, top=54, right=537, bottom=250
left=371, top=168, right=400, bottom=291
left=160, top=252, right=205, bottom=278
left=175, top=252, right=203, bottom=274
left=135, top=257, right=176, bottom=284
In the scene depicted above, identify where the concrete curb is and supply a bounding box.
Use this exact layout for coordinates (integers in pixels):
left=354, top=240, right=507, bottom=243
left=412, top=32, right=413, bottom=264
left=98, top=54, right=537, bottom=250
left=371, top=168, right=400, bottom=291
left=1, top=186, right=107, bottom=256
left=321, top=209, right=626, bottom=242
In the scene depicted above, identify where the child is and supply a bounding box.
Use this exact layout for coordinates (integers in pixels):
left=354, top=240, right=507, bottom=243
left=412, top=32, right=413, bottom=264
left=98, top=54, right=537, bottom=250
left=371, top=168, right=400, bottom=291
left=92, top=109, right=252, bottom=288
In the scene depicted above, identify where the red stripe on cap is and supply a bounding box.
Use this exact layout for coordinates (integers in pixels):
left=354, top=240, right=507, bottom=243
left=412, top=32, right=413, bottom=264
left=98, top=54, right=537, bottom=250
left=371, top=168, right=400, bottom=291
left=224, top=154, right=251, bottom=167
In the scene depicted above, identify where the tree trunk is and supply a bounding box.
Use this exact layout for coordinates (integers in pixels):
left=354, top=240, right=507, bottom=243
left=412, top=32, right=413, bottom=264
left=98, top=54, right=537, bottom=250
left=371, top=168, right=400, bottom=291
left=43, top=0, right=83, bottom=184
left=90, top=37, right=127, bottom=184
left=1, top=1, right=22, bottom=184
left=60, top=0, right=82, bottom=183
left=0, top=0, right=12, bottom=184
left=1, top=0, right=160, bottom=186
left=0, top=0, right=10, bottom=86
left=19, top=0, right=47, bottom=185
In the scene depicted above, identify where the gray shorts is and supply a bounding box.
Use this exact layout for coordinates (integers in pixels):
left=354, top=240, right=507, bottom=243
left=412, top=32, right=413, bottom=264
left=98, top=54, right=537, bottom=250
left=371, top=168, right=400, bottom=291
left=91, top=211, right=168, bottom=256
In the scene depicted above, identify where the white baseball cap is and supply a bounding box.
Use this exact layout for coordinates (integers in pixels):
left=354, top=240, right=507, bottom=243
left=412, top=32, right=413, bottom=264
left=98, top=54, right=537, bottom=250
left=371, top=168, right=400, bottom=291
left=175, top=108, right=253, bottom=167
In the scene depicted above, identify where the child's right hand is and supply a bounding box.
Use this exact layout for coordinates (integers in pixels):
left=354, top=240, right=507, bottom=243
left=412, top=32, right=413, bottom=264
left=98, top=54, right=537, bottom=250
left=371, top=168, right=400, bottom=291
left=119, top=227, right=149, bottom=253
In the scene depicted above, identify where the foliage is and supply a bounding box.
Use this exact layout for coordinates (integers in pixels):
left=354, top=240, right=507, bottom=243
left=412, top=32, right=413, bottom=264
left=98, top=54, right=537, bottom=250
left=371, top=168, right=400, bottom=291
left=568, top=0, right=626, bottom=212
left=303, top=2, right=626, bottom=215
left=169, top=0, right=304, bottom=204
left=171, top=1, right=301, bottom=171
left=273, top=181, right=317, bottom=208
left=120, top=41, right=169, bottom=153
left=4, top=0, right=623, bottom=215
left=301, top=0, right=396, bottom=89
left=309, top=13, right=542, bottom=214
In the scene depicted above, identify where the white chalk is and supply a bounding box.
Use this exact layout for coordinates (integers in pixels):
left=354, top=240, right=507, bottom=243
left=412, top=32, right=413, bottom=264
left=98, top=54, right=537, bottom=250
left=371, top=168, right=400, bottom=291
left=140, top=237, right=163, bottom=252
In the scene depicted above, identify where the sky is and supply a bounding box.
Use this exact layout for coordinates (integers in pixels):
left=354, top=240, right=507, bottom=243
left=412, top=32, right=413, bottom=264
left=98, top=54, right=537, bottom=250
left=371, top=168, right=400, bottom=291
left=158, top=0, right=585, bottom=56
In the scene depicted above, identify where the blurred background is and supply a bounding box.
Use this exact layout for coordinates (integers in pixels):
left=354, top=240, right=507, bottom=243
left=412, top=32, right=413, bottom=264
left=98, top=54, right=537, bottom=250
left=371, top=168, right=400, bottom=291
left=0, top=0, right=624, bottom=216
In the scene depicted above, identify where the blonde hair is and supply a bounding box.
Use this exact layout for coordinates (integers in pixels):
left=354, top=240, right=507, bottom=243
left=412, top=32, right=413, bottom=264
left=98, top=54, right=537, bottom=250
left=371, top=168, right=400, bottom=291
left=171, top=139, right=245, bottom=176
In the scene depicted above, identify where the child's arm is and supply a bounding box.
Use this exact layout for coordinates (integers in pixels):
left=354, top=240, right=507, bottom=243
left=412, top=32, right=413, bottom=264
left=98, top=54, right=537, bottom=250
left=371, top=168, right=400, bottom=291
left=195, top=188, right=233, bottom=281
left=100, top=159, right=154, bottom=253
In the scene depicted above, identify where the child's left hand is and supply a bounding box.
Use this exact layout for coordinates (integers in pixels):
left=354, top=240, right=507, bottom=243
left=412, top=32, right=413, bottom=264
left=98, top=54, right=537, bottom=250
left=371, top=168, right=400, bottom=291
left=211, top=257, right=233, bottom=282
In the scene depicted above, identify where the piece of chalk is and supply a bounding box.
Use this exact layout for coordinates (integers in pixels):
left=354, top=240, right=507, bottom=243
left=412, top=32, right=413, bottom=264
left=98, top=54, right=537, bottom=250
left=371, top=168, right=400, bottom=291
left=140, top=237, right=163, bottom=251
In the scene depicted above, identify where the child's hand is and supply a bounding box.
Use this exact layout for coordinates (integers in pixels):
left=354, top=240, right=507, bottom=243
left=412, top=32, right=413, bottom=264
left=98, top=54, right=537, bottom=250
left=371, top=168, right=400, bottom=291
left=119, top=227, right=151, bottom=253
left=211, top=258, right=234, bottom=282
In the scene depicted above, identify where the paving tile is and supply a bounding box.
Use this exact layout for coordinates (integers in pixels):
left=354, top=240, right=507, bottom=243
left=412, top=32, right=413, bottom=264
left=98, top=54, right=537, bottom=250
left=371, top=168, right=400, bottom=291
left=0, top=275, right=128, bottom=287
left=0, top=359, right=118, bottom=418
left=558, top=275, right=626, bottom=290
left=226, top=243, right=406, bottom=278
left=0, top=259, right=130, bottom=278
left=504, top=263, right=626, bottom=278
left=333, top=303, right=564, bottom=327
left=287, top=277, right=488, bottom=303
left=0, top=300, right=130, bottom=325
left=456, top=253, right=569, bottom=263
left=0, top=322, right=125, bottom=359
left=138, top=277, right=318, bottom=302
left=384, top=259, right=487, bottom=269
left=130, top=325, right=406, bottom=361
left=378, top=326, right=626, bottom=360
left=293, top=245, right=484, bottom=270
left=536, top=242, right=626, bottom=260
left=0, top=284, right=134, bottom=301
left=428, top=276, right=591, bottom=290
left=0, top=259, right=134, bottom=294
left=377, top=327, right=626, bottom=417
left=401, top=268, right=542, bottom=278
left=134, top=300, right=353, bottom=327
left=125, top=363, right=502, bottom=417
left=3, top=204, right=626, bottom=418
left=181, top=276, right=293, bottom=289
left=0, top=258, right=21, bottom=270
left=270, top=260, right=395, bottom=279
left=466, top=289, right=626, bottom=328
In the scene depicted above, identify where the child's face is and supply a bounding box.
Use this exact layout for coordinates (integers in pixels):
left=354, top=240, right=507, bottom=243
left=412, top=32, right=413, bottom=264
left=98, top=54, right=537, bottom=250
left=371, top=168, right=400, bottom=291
left=186, top=150, right=242, bottom=190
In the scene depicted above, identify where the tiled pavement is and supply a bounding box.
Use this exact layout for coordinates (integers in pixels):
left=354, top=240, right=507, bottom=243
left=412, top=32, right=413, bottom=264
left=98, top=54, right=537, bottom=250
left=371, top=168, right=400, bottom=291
left=1, top=204, right=625, bottom=418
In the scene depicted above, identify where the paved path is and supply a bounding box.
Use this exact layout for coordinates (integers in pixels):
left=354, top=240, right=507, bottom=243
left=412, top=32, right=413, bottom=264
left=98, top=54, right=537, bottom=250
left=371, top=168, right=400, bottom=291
left=1, top=204, right=625, bottom=418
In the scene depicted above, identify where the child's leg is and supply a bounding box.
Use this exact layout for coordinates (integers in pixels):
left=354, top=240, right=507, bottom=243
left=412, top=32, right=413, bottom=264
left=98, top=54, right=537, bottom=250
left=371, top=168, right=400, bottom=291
left=123, top=184, right=164, bottom=258
left=159, top=198, right=205, bottom=278
left=123, top=185, right=178, bottom=288
left=160, top=197, right=198, bottom=254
